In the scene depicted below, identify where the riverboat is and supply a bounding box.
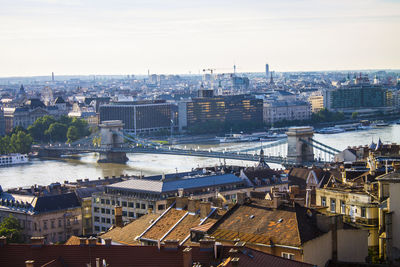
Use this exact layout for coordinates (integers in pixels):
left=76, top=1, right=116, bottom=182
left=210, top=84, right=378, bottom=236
left=316, top=127, right=345, bottom=134
left=0, top=154, right=29, bottom=166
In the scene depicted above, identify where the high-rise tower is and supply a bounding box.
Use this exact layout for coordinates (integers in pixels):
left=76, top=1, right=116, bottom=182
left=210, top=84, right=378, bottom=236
left=51, top=72, right=54, bottom=82
left=265, top=64, right=269, bottom=78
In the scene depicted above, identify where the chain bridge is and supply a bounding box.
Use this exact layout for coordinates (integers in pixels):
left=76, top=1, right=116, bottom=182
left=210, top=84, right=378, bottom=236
left=35, top=120, right=341, bottom=167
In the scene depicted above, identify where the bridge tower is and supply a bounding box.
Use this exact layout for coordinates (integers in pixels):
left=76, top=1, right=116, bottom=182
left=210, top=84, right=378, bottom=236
left=286, top=126, right=314, bottom=165
left=98, top=120, right=128, bottom=163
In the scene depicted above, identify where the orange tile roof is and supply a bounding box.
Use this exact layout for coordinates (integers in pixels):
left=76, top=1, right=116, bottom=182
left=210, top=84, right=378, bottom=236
left=141, top=209, right=187, bottom=240
left=101, top=213, right=159, bottom=245
left=209, top=200, right=323, bottom=247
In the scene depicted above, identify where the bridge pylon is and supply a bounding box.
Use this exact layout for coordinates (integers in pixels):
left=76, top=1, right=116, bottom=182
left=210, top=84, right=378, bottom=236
left=98, top=120, right=128, bottom=163
left=286, top=126, right=314, bottom=165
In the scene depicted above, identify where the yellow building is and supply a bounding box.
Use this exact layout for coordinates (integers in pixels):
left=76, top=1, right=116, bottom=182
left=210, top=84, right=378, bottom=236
left=316, top=179, right=379, bottom=249
left=308, top=94, right=324, bottom=113
left=377, top=168, right=400, bottom=263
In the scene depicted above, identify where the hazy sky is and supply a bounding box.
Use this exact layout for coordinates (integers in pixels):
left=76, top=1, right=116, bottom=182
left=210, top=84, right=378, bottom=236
left=1, top=0, right=400, bottom=77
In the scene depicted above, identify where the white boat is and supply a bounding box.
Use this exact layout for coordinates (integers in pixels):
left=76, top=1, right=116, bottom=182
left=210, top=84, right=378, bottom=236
left=317, top=127, right=345, bottom=134
left=372, top=121, right=389, bottom=127
left=0, top=154, right=29, bottom=166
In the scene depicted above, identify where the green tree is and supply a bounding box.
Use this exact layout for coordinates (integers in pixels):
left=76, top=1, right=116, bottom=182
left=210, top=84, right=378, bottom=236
left=0, top=215, right=23, bottom=243
left=27, top=115, right=56, bottom=142
left=10, top=131, right=33, bottom=154
left=67, top=126, right=79, bottom=143
left=351, top=112, right=359, bottom=120
left=45, top=122, right=68, bottom=142
left=70, top=117, right=90, bottom=138
left=9, top=126, right=27, bottom=136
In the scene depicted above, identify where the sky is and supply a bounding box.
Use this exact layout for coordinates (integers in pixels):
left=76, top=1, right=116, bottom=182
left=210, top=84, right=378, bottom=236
left=0, top=0, right=400, bottom=77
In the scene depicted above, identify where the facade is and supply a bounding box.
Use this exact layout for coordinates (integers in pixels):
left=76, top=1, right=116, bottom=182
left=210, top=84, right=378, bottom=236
left=99, top=100, right=174, bottom=134
left=323, top=82, right=387, bottom=113
left=3, top=98, right=67, bottom=133
left=263, top=100, right=311, bottom=125
left=377, top=169, right=400, bottom=262
left=91, top=171, right=288, bottom=233
left=179, top=94, right=263, bottom=131
left=0, top=191, right=82, bottom=243
left=308, top=93, right=324, bottom=113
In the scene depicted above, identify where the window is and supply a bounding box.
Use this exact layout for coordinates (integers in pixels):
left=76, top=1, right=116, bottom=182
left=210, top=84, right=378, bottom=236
left=282, top=252, right=295, bottom=260
left=340, top=201, right=345, bottom=214
left=321, top=197, right=326, bottom=207
left=106, top=209, right=111, bottom=214
left=101, top=199, right=105, bottom=204
left=141, top=204, right=146, bottom=209
left=106, top=199, right=110, bottom=205
left=136, top=203, right=140, bottom=209
left=106, top=218, right=111, bottom=224
left=148, top=204, right=154, bottom=210
left=112, top=200, right=115, bottom=205
left=158, top=204, right=165, bottom=211
left=330, top=198, right=336, bottom=213
left=128, top=202, right=134, bottom=208
left=94, top=226, right=100, bottom=232
left=51, top=220, right=55, bottom=229
left=122, top=211, right=127, bottom=217
left=101, top=208, right=105, bottom=214
left=101, top=217, right=106, bottom=223
left=94, top=216, right=100, bottom=222
left=128, top=212, right=135, bottom=217
left=361, top=207, right=366, bottom=218
left=122, top=201, right=127, bottom=207
left=43, top=221, right=48, bottom=230
left=94, top=207, right=100, bottom=213
left=101, top=227, right=107, bottom=232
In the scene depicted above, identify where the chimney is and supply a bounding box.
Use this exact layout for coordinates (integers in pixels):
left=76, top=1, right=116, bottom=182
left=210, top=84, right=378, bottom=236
left=79, top=237, right=87, bottom=246
left=199, top=239, right=215, bottom=252
left=236, top=192, right=247, bottom=205
left=200, top=202, right=212, bottom=218
left=115, top=206, right=123, bottom=227
left=188, top=198, right=200, bottom=214
left=88, top=237, right=97, bottom=246
left=104, top=238, right=112, bottom=246
left=30, top=237, right=45, bottom=246
left=176, top=196, right=189, bottom=210
left=0, top=236, right=6, bottom=246
left=164, top=240, right=179, bottom=250
left=183, top=247, right=193, bottom=267
left=25, top=260, right=34, bottom=267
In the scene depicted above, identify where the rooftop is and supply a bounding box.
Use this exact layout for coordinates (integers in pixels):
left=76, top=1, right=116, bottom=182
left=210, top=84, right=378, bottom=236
left=106, top=174, right=243, bottom=194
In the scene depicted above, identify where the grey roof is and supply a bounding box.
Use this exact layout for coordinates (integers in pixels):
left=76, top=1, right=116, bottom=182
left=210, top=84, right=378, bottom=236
left=75, top=186, right=104, bottom=201
left=107, top=174, right=243, bottom=194
left=0, top=192, right=81, bottom=214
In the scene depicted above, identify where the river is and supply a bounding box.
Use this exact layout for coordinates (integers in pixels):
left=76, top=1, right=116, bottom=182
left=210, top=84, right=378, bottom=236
left=1, top=124, right=399, bottom=190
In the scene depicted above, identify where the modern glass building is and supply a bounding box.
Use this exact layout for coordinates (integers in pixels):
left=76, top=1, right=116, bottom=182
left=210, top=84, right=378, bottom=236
left=99, top=100, right=174, bottom=134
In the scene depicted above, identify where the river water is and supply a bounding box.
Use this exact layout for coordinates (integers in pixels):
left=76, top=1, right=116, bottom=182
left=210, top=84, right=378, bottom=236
left=1, top=124, right=399, bottom=190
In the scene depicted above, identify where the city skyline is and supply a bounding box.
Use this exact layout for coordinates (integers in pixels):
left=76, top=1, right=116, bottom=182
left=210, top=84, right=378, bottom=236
left=1, top=0, right=400, bottom=77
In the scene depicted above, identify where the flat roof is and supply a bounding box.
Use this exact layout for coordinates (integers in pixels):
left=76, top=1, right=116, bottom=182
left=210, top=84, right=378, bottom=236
left=106, top=173, right=243, bottom=194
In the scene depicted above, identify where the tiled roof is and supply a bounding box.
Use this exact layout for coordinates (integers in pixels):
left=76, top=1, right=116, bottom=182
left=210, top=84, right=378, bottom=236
left=141, top=209, right=187, bottom=240
left=163, top=214, right=201, bottom=241
left=0, top=244, right=313, bottom=267
left=208, top=200, right=323, bottom=247
left=100, top=213, right=160, bottom=245
left=107, top=174, right=243, bottom=194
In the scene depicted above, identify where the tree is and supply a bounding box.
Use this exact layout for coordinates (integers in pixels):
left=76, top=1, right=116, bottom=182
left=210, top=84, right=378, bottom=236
left=27, top=115, right=56, bottom=142
left=45, top=122, right=68, bottom=142
left=351, top=112, right=359, bottom=120
left=10, top=131, right=33, bottom=154
left=70, top=117, right=90, bottom=139
left=0, top=215, right=23, bottom=243
left=67, top=126, right=79, bottom=143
